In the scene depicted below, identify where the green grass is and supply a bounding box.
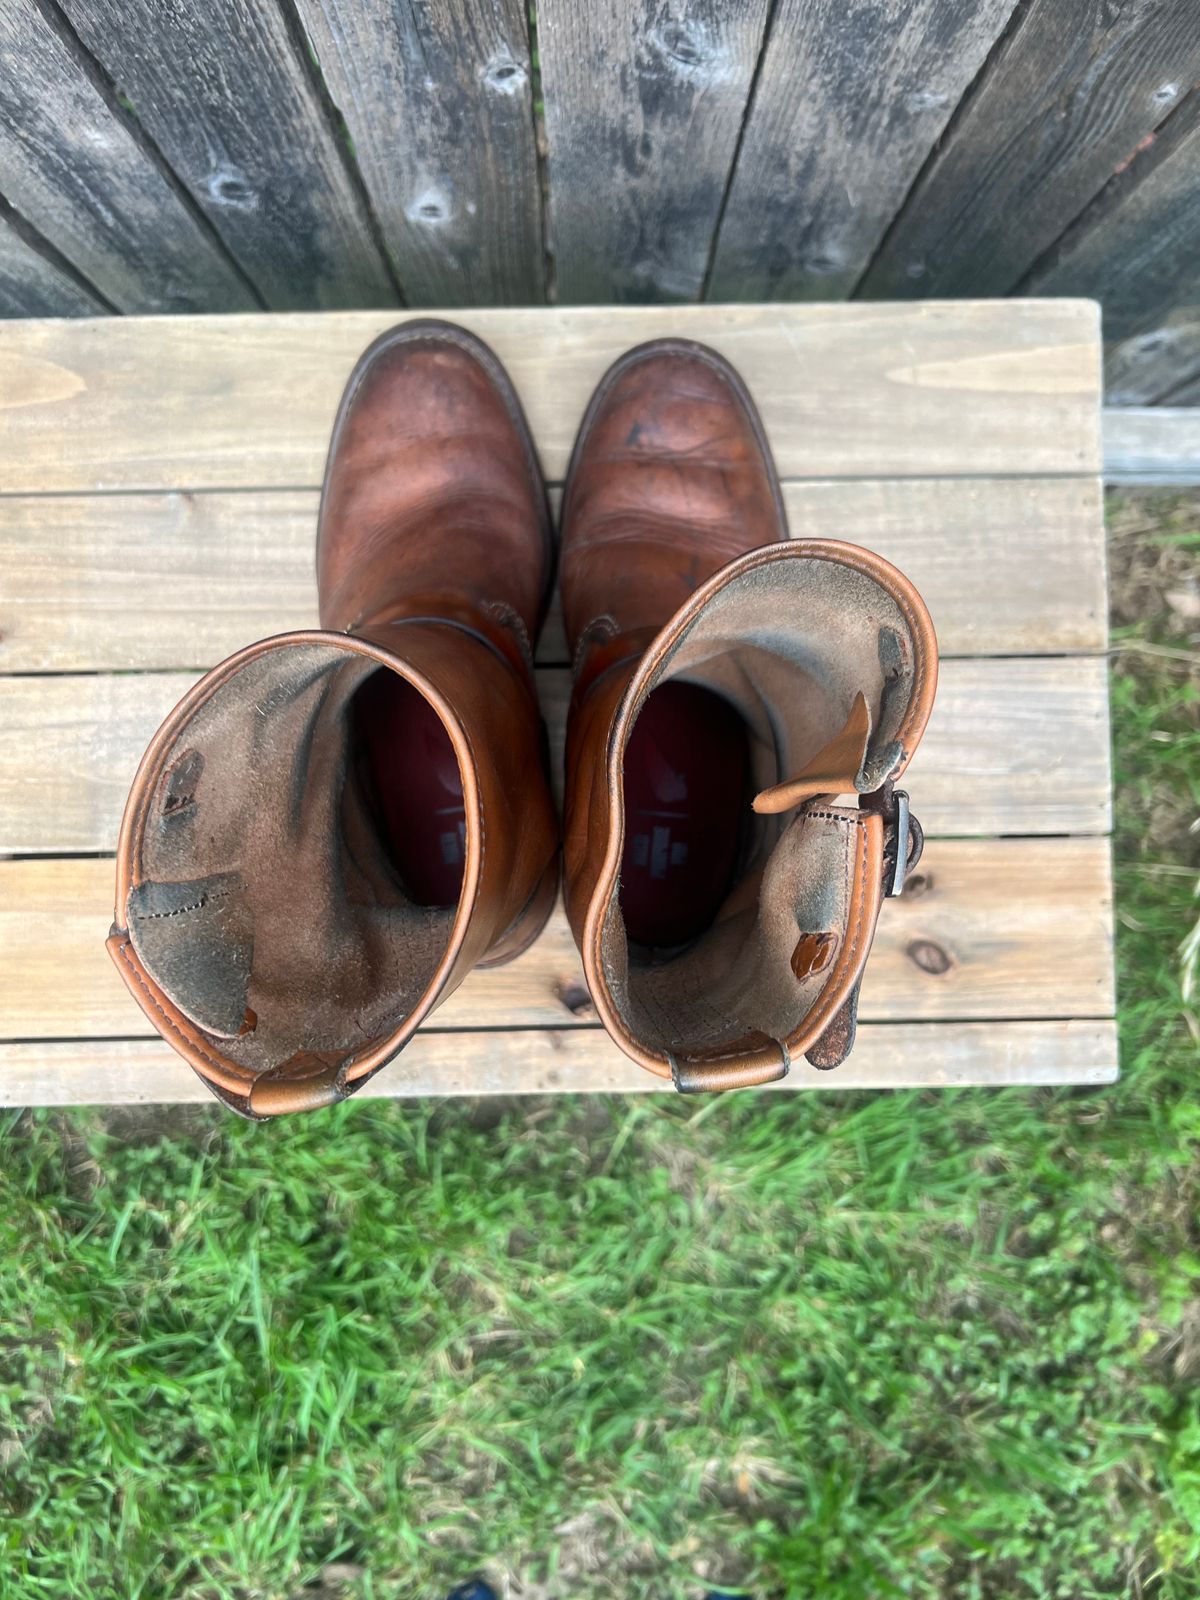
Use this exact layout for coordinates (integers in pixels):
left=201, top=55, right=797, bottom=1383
left=2, top=495, right=1198, bottom=1599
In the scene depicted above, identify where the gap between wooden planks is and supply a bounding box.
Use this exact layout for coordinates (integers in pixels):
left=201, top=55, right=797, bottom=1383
left=0, top=657, right=1112, bottom=851
left=0, top=840, right=1116, bottom=1042
left=0, top=301, right=1101, bottom=492
left=0, top=1021, right=1120, bottom=1107
left=0, top=476, right=1107, bottom=669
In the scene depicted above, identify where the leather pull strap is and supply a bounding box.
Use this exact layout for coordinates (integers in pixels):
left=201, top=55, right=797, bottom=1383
left=751, top=691, right=872, bottom=815
left=805, top=982, right=862, bottom=1070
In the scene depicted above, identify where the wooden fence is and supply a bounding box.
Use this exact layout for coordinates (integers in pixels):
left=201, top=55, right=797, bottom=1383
left=1, top=0, right=1198, bottom=404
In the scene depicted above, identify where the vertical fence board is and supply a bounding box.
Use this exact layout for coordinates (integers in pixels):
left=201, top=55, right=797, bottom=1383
left=1027, top=100, right=1200, bottom=405
left=1103, top=313, right=1200, bottom=407
left=290, top=0, right=543, bottom=306
left=709, top=0, right=1016, bottom=303
left=0, top=0, right=255, bottom=313
left=538, top=0, right=771, bottom=304
left=860, top=0, right=1200, bottom=301
left=0, top=214, right=106, bottom=316
left=56, top=0, right=396, bottom=311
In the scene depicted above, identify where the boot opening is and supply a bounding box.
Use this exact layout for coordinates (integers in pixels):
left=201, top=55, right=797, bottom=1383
left=601, top=548, right=933, bottom=1059
left=124, top=643, right=463, bottom=1077
left=619, top=681, right=751, bottom=949
left=352, top=669, right=466, bottom=908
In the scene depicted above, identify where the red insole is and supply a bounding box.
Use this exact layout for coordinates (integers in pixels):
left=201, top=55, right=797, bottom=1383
left=619, top=681, right=750, bottom=949
left=352, top=670, right=466, bottom=907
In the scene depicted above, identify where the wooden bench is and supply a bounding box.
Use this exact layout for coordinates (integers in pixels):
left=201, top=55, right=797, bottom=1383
left=0, top=301, right=1117, bottom=1106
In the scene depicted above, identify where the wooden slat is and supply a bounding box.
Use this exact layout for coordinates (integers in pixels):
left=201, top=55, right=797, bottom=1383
left=1028, top=101, right=1200, bottom=399
left=709, top=0, right=1016, bottom=302
left=0, top=303, right=1103, bottom=493
left=861, top=0, right=1200, bottom=300
left=1104, top=316, right=1200, bottom=408
left=56, top=0, right=397, bottom=312
left=0, top=2, right=255, bottom=314
left=0, top=657, right=1111, bottom=853
left=0, top=1020, right=1120, bottom=1106
left=289, top=0, right=542, bottom=306
left=0, top=211, right=106, bottom=318
left=537, top=0, right=771, bottom=303
left=0, top=840, right=1116, bottom=1042
left=0, top=475, right=1107, bottom=672
left=1103, top=408, right=1200, bottom=485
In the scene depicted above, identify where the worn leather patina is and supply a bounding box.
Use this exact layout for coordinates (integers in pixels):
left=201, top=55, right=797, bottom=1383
left=560, top=339, right=938, bottom=1091
left=108, top=321, right=558, bottom=1117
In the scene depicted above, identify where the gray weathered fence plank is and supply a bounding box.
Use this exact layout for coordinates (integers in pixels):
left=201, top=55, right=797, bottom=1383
left=1103, top=315, right=1200, bottom=407
left=56, top=0, right=396, bottom=311
left=538, top=0, right=772, bottom=303
left=861, top=0, right=1200, bottom=301
left=708, top=0, right=1017, bottom=303
left=1028, top=99, right=1200, bottom=405
left=290, top=0, right=542, bottom=305
left=0, top=0, right=255, bottom=313
left=1103, top=408, right=1200, bottom=484
left=0, top=212, right=105, bottom=317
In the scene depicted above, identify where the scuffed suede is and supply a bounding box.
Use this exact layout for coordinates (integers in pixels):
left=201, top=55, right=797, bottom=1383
left=127, top=644, right=454, bottom=1074
left=597, top=551, right=929, bottom=1057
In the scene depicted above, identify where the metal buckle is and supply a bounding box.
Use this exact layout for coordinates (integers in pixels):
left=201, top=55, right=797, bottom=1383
left=863, top=780, right=918, bottom=897
left=888, top=788, right=911, bottom=897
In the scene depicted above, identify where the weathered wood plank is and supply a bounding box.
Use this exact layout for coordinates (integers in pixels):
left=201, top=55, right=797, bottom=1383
left=56, top=0, right=396, bottom=312
left=289, top=0, right=542, bottom=305
left=1028, top=101, right=1200, bottom=403
left=0, top=1, right=255, bottom=313
left=0, top=475, right=1106, bottom=672
left=1157, top=370, right=1200, bottom=408
left=862, top=0, right=1200, bottom=301
left=537, top=0, right=771, bottom=302
left=1103, top=408, right=1200, bottom=485
left=0, top=303, right=1102, bottom=493
left=0, top=210, right=106, bottom=318
left=0, top=657, right=1111, bottom=852
left=0, top=840, right=1116, bottom=1041
left=0, top=1019, right=1120, bottom=1106
left=1104, top=315, right=1200, bottom=407
left=709, top=0, right=1016, bottom=302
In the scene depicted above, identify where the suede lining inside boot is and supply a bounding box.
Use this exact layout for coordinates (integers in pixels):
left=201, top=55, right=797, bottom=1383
left=600, top=552, right=927, bottom=1056
left=126, top=643, right=457, bottom=1075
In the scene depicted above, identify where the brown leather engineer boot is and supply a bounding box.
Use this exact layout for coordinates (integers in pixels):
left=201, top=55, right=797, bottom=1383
left=562, top=340, right=938, bottom=1092
left=108, top=321, right=558, bottom=1117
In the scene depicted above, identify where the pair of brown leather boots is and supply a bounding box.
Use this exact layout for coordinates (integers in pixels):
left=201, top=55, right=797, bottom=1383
left=108, top=322, right=937, bottom=1118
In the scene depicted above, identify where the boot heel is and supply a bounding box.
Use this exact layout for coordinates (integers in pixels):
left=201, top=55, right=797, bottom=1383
left=479, top=851, right=559, bottom=968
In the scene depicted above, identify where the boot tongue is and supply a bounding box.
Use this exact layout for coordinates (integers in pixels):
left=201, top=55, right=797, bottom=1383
left=751, top=691, right=873, bottom=816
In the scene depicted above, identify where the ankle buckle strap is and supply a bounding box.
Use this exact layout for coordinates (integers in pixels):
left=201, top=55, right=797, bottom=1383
left=864, top=781, right=923, bottom=897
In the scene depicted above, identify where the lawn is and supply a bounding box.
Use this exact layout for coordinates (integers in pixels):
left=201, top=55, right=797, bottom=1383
left=2, top=493, right=1197, bottom=1600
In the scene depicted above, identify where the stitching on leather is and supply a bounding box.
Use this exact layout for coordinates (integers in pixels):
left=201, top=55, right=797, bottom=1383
left=798, top=814, right=871, bottom=1044
left=115, top=940, right=251, bottom=1085
left=132, top=889, right=233, bottom=921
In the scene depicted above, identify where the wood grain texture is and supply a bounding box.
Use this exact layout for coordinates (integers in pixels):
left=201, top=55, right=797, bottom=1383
left=861, top=0, right=1200, bottom=301
left=0, top=0, right=255, bottom=313
left=709, top=0, right=1016, bottom=302
left=0, top=840, right=1116, bottom=1042
left=56, top=0, right=396, bottom=311
left=1029, top=101, right=1200, bottom=401
left=1104, top=314, right=1200, bottom=407
left=537, top=0, right=771, bottom=302
left=0, top=302, right=1103, bottom=493
left=289, top=0, right=542, bottom=305
left=0, top=1019, right=1120, bottom=1106
left=0, top=475, right=1106, bottom=671
left=0, top=656, right=1111, bottom=852
left=0, top=212, right=106, bottom=317
left=1103, top=408, right=1200, bottom=484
